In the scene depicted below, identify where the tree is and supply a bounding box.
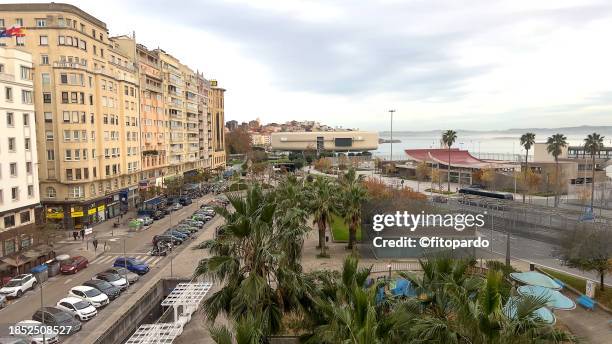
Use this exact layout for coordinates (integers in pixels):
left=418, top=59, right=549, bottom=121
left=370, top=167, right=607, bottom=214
left=480, top=167, right=496, bottom=191
left=314, top=158, right=332, bottom=173
left=431, top=168, right=442, bottom=191
left=338, top=169, right=368, bottom=250
left=338, top=155, right=349, bottom=171
left=415, top=161, right=430, bottom=192
left=584, top=133, right=605, bottom=209
left=525, top=169, right=541, bottom=203
left=308, top=176, right=337, bottom=257
left=164, top=176, right=184, bottom=197
left=546, top=133, right=568, bottom=207
left=558, top=226, right=612, bottom=291
left=519, top=133, right=536, bottom=203
left=194, top=183, right=311, bottom=336
left=442, top=130, right=458, bottom=192
left=225, top=127, right=252, bottom=155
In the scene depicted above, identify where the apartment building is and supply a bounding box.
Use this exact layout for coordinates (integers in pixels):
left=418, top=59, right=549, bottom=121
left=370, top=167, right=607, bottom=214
left=0, top=3, right=141, bottom=230
left=209, top=80, right=226, bottom=168
left=0, top=48, right=41, bottom=260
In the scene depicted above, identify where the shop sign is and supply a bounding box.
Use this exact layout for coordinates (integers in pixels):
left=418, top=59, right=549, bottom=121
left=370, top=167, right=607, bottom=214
left=46, top=207, right=64, bottom=219
left=88, top=208, right=97, bottom=215
left=97, top=205, right=106, bottom=212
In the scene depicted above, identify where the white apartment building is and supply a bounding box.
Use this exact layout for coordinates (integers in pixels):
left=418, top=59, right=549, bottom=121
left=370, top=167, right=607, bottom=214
left=0, top=48, right=40, bottom=259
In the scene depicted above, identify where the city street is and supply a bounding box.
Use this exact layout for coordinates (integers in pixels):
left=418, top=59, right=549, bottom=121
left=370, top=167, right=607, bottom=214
left=0, top=195, right=216, bottom=338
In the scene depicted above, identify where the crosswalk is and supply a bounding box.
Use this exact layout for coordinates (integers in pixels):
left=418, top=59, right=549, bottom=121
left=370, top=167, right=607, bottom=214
left=90, top=254, right=165, bottom=266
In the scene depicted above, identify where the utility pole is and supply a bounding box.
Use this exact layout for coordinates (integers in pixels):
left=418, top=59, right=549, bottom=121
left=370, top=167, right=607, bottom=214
left=388, top=109, right=395, bottom=162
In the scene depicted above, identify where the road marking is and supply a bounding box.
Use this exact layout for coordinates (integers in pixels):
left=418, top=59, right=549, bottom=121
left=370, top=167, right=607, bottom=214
left=64, top=278, right=72, bottom=285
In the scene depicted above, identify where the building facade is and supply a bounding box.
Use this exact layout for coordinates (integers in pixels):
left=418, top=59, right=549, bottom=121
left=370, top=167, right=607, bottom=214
left=0, top=3, right=226, bottom=231
left=0, top=48, right=41, bottom=262
left=209, top=80, right=226, bottom=168
left=271, top=131, right=379, bottom=152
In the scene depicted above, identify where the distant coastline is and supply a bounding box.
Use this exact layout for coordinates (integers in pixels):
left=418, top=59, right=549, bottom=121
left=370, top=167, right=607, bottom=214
left=378, top=138, right=401, bottom=144
left=380, top=125, right=612, bottom=136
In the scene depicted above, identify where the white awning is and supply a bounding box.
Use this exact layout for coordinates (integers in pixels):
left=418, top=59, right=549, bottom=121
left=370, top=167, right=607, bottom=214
left=161, top=282, right=213, bottom=307
left=124, top=323, right=183, bottom=344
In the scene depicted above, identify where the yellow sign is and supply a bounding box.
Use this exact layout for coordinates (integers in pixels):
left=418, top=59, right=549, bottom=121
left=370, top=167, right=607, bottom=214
left=46, top=212, right=64, bottom=219
left=71, top=211, right=84, bottom=218
left=88, top=208, right=97, bottom=215
left=97, top=205, right=105, bottom=212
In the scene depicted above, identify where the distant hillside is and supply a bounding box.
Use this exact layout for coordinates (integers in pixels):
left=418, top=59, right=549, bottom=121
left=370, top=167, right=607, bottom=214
left=381, top=125, right=612, bottom=136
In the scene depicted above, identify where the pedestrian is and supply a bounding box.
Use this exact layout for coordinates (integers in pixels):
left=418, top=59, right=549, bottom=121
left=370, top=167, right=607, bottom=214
left=92, top=237, right=98, bottom=252
left=80, top=228, right=85, bottom=240
left=73, top=231, right=78, bottom=241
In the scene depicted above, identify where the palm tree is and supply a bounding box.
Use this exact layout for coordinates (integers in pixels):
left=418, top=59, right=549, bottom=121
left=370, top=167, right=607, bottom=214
left=519, top=133, right=536, bottom=203
left=194, top=183, right=311, bottom=336
left=584, top=133, right=605, bottom=209
left=339, top=169, right=368, bottom=250
left=442, top=130, right=458, bottom=192
left=546, top=134, right=568, bottom=207
left=308, top=176, right=337, bottom=257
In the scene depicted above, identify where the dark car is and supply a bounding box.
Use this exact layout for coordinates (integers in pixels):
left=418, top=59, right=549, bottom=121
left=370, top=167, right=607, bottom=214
left=153, top=234, right=183, bottom=246
left=60, top=256, right=89, bottom=274
left=113, top=257, right=150, bottom=275
left=83, top=279, right=121, bottom=300
left=32, top=307, right=82, bottom=334
left=178, top=196, right=192, bottom=206
left=164, top=230, right=189, bottom=240
left=152, top=210, right=165, bottom=220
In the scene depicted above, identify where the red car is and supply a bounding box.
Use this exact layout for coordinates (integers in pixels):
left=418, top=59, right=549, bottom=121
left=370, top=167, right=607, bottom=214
left=60, top=256, right=89, bottom=274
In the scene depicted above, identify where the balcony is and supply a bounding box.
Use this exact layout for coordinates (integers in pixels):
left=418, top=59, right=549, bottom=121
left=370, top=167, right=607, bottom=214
left=54, top=61, right=88, bottom=71
left=0, top=72, right=15, bottom=82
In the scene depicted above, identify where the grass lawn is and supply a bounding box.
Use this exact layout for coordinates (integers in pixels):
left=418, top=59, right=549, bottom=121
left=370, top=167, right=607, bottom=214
left=540, top=268, right=612, bottom=309
left=330, top=213, right=362, bottom=242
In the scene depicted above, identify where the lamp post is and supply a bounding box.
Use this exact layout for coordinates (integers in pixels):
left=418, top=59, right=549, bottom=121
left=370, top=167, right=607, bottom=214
left=388, top=109, right=396, bottom=162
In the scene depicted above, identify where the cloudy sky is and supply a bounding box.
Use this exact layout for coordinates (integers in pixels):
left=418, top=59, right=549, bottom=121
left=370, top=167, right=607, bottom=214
left=23, top=0, right=612, bottom=130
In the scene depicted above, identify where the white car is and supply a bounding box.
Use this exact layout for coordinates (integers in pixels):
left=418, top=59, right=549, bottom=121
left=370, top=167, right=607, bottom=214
left=14, top=320, right=59, bottom=344
left=68, top=286, right=109, bottom=308
left=56, top=296, right=97, bottom=321
left=0, top=274, right=37, bottom=298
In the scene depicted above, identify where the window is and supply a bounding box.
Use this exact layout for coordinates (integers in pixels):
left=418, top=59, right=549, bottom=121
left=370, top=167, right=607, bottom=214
left=74, top=149, right=80, bottom=161
left=21, top=90, right=32, bottom=104
left=43, top=92, right=51, bottom=103
left=23, top=113, right=29, bottom=126
left=5, top=87, right=12, bottom=101
left=62, top=111, right=70, bottom=122
left=84, top=168, right=89, bottom=179
left=44, top=112, right=52, bottom=122
left=36, top=18, right=46, bottom=27
left=11, top=187, right=18, bottom=200
left=0, top=19, right=4, bottom=28
left=73, top=130, right=80, bottom=140
left=47, top=149, right=54, bottom=161
left=63, top=130, right=70, bottom=141
left=41, top=55, right=49, bottom=65
left=4, top=215, right=15, bottom=228
left=71, top=92, right=78, bottom=103
left=10, top=163, right=17, bottom=176
left=66, top=169, right=73, bottom=180
left=60, top=74, right=68, bottom=84
left=8, top=137, right=15, bottom=151
left=20, top=66, right=32, bottom=80
left=6, top=112, right=13, bottom=126
left=47, top=187, right=56, bottom=198
left=65, top=150, right=72, bottom=160
left=61, top=92, right=68, bottom=103
left=46, top=130, right=54, bottom=141
left=83, top=149, right=88, bottom=160
left=27, top=185, right=34, bottom=197
left=41, top=73, right=50, bottom=85
left=75, top=168, right=81, bottom=179
left=21, top=210, right=31, bottom=223
left=16, top=36, right=25, bottom=46
left=24, top=138, right=30, bottom=150
left=39, top=35, right=48, bottom=45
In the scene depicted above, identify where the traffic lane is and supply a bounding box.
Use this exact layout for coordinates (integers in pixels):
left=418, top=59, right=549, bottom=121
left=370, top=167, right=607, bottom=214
left=0, top=196, right=215, bottom=330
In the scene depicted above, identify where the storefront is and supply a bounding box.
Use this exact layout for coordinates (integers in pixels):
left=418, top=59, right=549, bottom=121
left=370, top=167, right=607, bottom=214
left=70, top=206, right=85, bottom=230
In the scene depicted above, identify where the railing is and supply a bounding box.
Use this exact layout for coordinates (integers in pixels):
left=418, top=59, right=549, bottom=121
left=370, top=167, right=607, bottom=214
left=54, top=61, right=88, bottom=70
left=0, top=72, right=15, bottom=81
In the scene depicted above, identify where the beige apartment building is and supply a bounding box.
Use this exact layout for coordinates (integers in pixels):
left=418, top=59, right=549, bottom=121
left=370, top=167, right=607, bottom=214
left=209, top=80, right=226, bottom=168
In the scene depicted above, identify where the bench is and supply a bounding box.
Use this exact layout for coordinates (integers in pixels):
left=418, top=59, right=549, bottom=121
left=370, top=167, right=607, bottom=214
left=576, top=295, right=596, bottom=310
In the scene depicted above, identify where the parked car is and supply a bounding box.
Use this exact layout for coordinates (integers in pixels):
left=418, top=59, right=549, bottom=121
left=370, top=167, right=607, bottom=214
left=14, top=320, right=59, bottom=344
left=60, top=256, right=89, bottom=274
left=93, top=272, right=128, bottom=290
left=174, top=224, right=198, bottom=233
left=151, top=210, right=165, bottom=220
left=113, top=257, right=150, bottom=275
left=0, top=293, right=6, bottom=308
left=68, top=286, right=109, bottom=308
left=153, top=234, right=183, bottom=246
left=170, top=203, right=183, bottom=211
left=164, top=229, right=189, bottom=240
left=178, top=196, right=192, bottom=206
left=82, top=279, right=121, bottom=300
left=182, top=219, right=204, bottom=228
left=104, top=267, right=139, bottom=284
left=0, top=273, right=37, bottom=298
left=32, top=307, right=82, bottom=334
left=56, top=297, right=97, bottom=321
left=137, top=216, right=153, bottom=226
